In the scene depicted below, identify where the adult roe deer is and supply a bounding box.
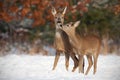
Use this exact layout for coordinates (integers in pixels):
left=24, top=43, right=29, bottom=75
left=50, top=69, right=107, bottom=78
left=51, top=7, right=80, bottom=72
left=59, top=21, right=101, bottom=75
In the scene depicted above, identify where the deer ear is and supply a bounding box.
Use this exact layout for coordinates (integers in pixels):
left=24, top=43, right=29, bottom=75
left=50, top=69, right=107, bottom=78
left=62, top=6, right=67, bottom=15
left=74, top=21, right=80, bottom=28
left=51, top=7, right=57, bottom=16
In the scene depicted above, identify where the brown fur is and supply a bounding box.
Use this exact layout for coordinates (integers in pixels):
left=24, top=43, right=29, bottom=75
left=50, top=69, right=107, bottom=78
left=52, top=7, right=79, bottom=72
left=60, top=21, right=101, bottom=74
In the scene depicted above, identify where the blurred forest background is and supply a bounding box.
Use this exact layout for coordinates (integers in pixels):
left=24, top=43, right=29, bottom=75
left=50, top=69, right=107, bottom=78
left=0, top=0, right=120, bottom=56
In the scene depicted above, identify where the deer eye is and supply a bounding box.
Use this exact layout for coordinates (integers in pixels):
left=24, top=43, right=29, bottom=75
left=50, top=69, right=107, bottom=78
left=71, top=23, right=74, bottom=26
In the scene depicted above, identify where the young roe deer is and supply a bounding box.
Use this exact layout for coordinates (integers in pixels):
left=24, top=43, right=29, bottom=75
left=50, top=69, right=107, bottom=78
left=51, top=7, right=80, bottom=72
left=59, top=21, right=101, bottom=75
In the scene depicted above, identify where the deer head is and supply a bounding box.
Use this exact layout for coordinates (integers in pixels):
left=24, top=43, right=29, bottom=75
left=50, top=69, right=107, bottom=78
left=60, top=21, right=80, bottom=34
left=51, top=6, right=67, bottom=27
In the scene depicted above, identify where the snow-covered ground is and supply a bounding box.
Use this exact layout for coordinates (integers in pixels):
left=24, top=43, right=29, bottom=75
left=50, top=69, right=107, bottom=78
left=0, top=54, right=120, bottom=80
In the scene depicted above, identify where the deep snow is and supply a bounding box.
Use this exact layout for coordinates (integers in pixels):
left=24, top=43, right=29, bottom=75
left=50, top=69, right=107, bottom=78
left=0, top=54, right=120, bottom=80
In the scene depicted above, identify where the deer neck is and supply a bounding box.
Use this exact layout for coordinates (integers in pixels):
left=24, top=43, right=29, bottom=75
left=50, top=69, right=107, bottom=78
left=55, top=23, right=63, bottom=30
left=55, top=23, right=63, bottom=38
left=67, top=31, right=82, bottom=49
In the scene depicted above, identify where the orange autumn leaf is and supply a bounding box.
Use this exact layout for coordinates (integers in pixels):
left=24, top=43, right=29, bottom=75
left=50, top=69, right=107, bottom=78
left=113, top=4, right=120, bottom=15
left=38, top=5, right=45, bottom=11
left=31, top=0, right=41, bottom=5
left=0, top=11, right=13, bottom=22
left=34, top=10, right=40, bottom=17
left=32, top=18, right=45, bottom=26
left=22, top=0, right=31, bottom=8
left=0, top=2, right=3, bottom=8
left=9, top=6, right=19, bottom=13
left=43, top=0, right=49, bottom=6
left=46, top=15, right=54, bottom=21
left=21, top=7, right=31, bottom=17
left=6, top=0, right=17, bottom=3
left=32, top=20, right=41, bottom=26
left=32, top=10, right=42, bottom=20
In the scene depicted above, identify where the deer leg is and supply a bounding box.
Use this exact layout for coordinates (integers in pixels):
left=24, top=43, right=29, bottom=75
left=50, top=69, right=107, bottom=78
left=78, top=55, right=84, bottom=73
left=93, top=54, right=98, bottom=74
left=70, top=52, right=79, bottom=72
left=52, top=51, right=60, bottom=70
left=85, top=55, right=93, bottom=75
left=65, top=52, right=70, bottom=71
left=83, top=57, right=85, bottom=73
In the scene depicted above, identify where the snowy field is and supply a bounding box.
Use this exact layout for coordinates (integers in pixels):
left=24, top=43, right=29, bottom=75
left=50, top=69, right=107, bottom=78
left=0, top=54, right=120, bottom=80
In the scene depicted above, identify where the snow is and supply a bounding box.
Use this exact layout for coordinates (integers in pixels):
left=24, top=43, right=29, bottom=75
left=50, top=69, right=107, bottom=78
left=0, top=54, right=120, bottom=80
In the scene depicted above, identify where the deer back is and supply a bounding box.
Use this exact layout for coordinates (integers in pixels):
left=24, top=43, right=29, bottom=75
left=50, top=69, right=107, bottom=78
left=80, top=35, right=101, bottom=54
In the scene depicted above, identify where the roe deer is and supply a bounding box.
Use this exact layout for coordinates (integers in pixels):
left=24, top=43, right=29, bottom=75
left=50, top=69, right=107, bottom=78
left=59, top=21, right=101, bottom=75
left=51, top=7, right=81, bottom=72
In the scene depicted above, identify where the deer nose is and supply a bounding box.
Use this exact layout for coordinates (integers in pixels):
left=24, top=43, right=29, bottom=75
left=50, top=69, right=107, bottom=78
left=58, top=18, right=61, bottom=21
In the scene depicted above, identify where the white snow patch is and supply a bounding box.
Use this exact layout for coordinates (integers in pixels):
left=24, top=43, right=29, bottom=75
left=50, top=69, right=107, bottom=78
left=0, top=54, right=120, bottom=80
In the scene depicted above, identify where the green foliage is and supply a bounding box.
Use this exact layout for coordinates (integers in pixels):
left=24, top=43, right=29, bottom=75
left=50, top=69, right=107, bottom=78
left=75, top=4, right=120, bottom=40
